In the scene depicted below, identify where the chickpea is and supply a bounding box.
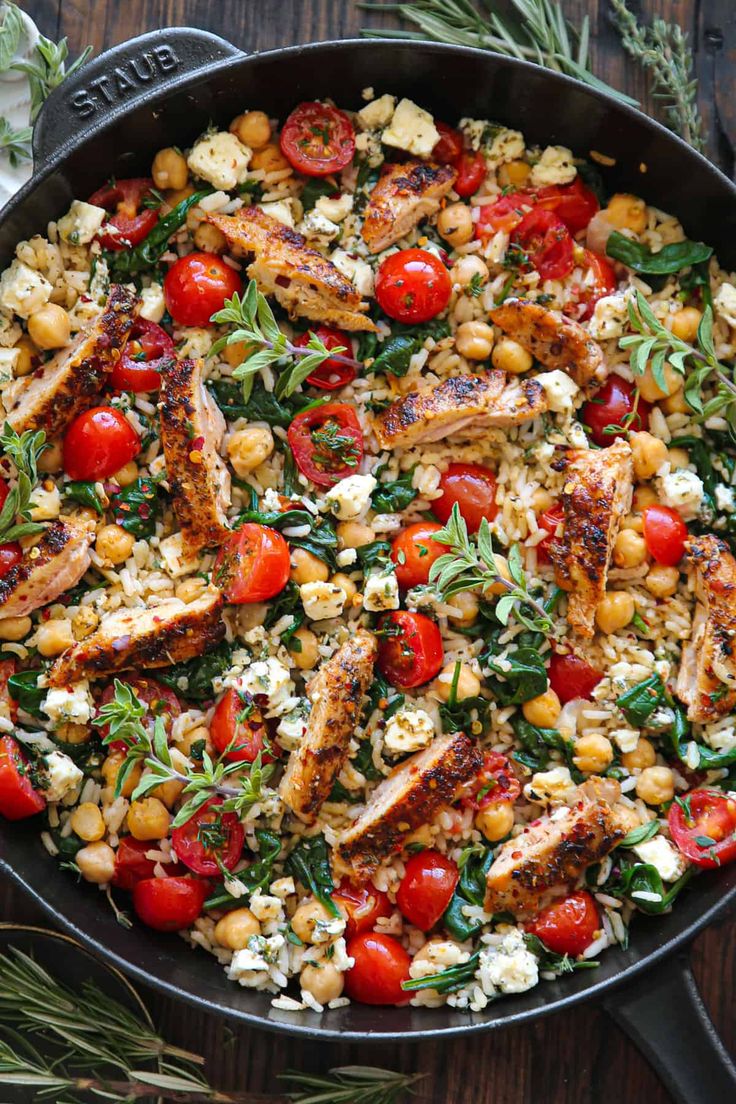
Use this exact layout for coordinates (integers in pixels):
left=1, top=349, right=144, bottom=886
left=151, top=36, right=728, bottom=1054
left=76, top=841, right=115, bottom=884
left=476, top=800, right=515, bottom=842
left=288, top=626, right=320, bottom=670
left=0, top=615, right=31, bottom=642
left=56, top=722, right=91, bottom=744
left=13, top=335, right=38, bottom=377
left=291, top=898, right=335, bottom=944
left=667, top=447, right=690, bottom=470
left=127, top=797, right=171, bottom=841
left=113, top=460, right=139, bottom=487
left=530, top=487, right=554, bottom=512
left=331, top=572, right=357, bottom=601
left=645, top=563, right=680, bottom=599
left=230, top=110, right=271, bottom=149
left=194, top=222, right=226, bottom=253
left=621, top=737, right=656, bottom=771
left=637, top=362, right=683, bottom=403
left=300, top=961, right=344, bottom=1005
left=250, top=143, right=290, bottom=173
left=636, top=765, right=675, bottom=805
left=437, top=202, right=474, bottom=248
left=613, top=528, right=648, bottom=569
left=522, top=689, right=561, bottom=728
left=630, top=431, right=668, bottom=481
left=96, top=524, right=135, bottom=566
left=28, top=303, right=70, bottom=351
left=456, top=320, right=494, bottom=361
left=70, top=802, right=105, bottom=842
left=36, top=619, right=74, bottom=657
left=667, top=306, right=702, bottom=343
left=102, top=752, right=142, bottom=799
left=498, top=159, right=532, bottom=187
left=452, top=255, right=489, bottom=288
left=447, top=590, right=479, bottom=627
left=573, top=733, right=614, bottom=773
left=621, top=513, right=644, bottom=533
left=223, top=340, right=254, bottom=369
left=290, top=547, right=330, bottom=585
left=337, top=520, right=375, bottom=549
left=215, top=907, right=262, bottom=950
left=175, top=576, right=208, bottom=603
left=434, top=662, right=481, bottom=702
left=166, top=184, right=195, bottom=207
left=595, top=591, right=635, bottom=634
left=632, top=485, right=658, bottom=513
left=152, top=147, right=188, bottom=191
left=605, top=193, right=648, bottom=234
left=227, top=426, right=274, bottom=477
left=484, top=554, right=511, bottom=596
left=491, top=336, right=533, bottom=375
left=661, top=389, right=690, bottom=416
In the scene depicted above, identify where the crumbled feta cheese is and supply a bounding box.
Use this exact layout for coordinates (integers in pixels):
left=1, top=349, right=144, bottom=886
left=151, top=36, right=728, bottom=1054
left=536, top=369, right=579, bottom=414
left=715, top=484, right=736, bottom=513
left=330, top=250, right=374, bottom=297
left=159, top=532, right=201, bottom=578
left=325, top=473, right=377, bottom=520
left=270, top=876, right=295, bottom=899
left=0, top=347, right=19, bottom=381
left=227, top=933, right=286, bottom=988
left=530, top=145, right=577, bottom=187
left=249, top=893, right=283, bottom=922
left=29, top=484, right=61, bottom=521
left=358, top=93, right=396, bottom=130
left=299, top=209, right=340, bottom=245
left=382, top=98, right=439, bottom=158
left=239, top=658, right=295, bottom=717
left=0, top=260, right=52, bottom=319
left=524, top=766, right=575, bottom=805
left=310, top=913, right=346, bottom=943
left=336, top=547, right=358, bottom=567
left=657, top=468, right=704, bottom=519
left=139, top=283, right=165, bottom=323
left=611, top=727, right=640, bottom=754
left=714, top=281, right=736, bottom=329
left=178, top=327, right=214, bottom=359
left=362, top=570, right=400, bottom=612
left=57, top=200, right=107, bottom=245
left=702, top=720, right=736, bottom=754
left=187, top=131, right=252, bottom=191
left=43, top=750, right=84, bottom=803
left=315, top=193, right=354, bottom=223
left=300, top=580, right=347, bottom=621
left=41, top=682, right=93, bottom=726
left=478, top=928, right=539, bottom=996
left=277, top=707, right=309, bottom=749
left=588, top=291, right=633, bottom=341
left=384, top=708, right=435, bottom=755
left=485, top=127, right=525, bottom=164
left=634, top=836, right=688, bottom=882
left=260, top=199, right=296, bottom=228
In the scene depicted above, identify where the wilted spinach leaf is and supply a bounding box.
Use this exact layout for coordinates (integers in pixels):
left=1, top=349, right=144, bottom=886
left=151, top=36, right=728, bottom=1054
left=285, top=834, right=339, bottom=916
left=205, top=829, right=281, bottom=909
left=368, top=319, right=451, bottom=377
left=156, top=640, right=234, bottom=702
left=486, top=646, right=548, bottom=705
left=8, top=669, right=45, bottom=717
left=63, top=481, right=103, bottom=514
left=110, top=476, right=161, bottom=539
left=371, top=467, right=417, bottom=514
left=616, top=675, right=665, bottom=726
left=443, top=843, right=495, bottom=940
left=606, top=232, right=712, bottom=275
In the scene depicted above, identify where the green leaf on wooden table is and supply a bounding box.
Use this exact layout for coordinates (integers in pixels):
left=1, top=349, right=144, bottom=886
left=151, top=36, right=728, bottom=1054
left=606, top=231, right=712, bottom=274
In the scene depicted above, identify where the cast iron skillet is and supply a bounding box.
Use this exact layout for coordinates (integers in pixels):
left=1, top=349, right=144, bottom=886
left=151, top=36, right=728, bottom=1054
left=0, top=28, right=734, bottom=1102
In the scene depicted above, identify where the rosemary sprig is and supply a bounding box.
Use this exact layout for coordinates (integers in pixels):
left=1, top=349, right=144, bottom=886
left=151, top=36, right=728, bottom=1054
left=0, top=422, right=48, bottom=542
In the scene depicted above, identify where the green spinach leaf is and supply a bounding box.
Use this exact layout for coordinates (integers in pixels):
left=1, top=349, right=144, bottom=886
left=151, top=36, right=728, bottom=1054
left=301, top=178, right=336, bottom=211
left=285, top=834, right=339, bottom=916
left=443, top=843, right=495, bottom=941
left=156, top=640, right=234, bottom=702
left=110, top=477, right=161, bottom=539
left=371, top=467, right=417, bottom=514
left=8, top=669, right=46, bottom=717
left=368, top=319, right=451, bottom=377
left=512, top=716, right=583, bottom=782
left=106, top=190, right=212, bottom=277
left=616, top=675, right=665, bottom=726
left=63, top=481, right=103, bottom=514
left=606, top=231, right=712, bottom=275
left=204, top=829, right=281, bottom=909
left=486, top=646, right=548, bottom=706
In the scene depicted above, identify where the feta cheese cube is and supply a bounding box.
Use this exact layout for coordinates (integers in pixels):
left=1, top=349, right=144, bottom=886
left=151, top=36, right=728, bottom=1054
left=382, top=98, right=439, bottom=159
left=0, top=260, right=52, bottom=319
left=300, top=580, right=347, bottom=621
left=656, top=469, right=704, bottom=519
left=478, top=928, right=539, bottom=995
left=41, top=681, right=93, bottom=727
left=611, top=727, right=640, bottom=754
left=29, top=484, right=61, bottom=521
left=634, top=836, right=689, bottom=882
left=249, top=893, right=283, bottom=922
left=159, top=532, right=201, bottom=578
left=536, top=369, right=579, bottom=414
left=486, top=127, right=525, bottom=164
left=330, top=249, right=374, bottom=297
left=336, top=547, right=358, bottom=567
left=276, top=708, right=309, bottom=749
left=299, top=209, right=340, bottom=245
left=362, top=570, right=400, bottom=612
left=239, top=657, right=295, bottom=716
left=187, top=131, right=252, bottom=191
left=260, top=199, right=296, bottom=228
left=315, top=193, right=354, bottom=223
left=524, top=766, right=575, bottom=805
left=530, top=145, right=577, bottom=187
left=139, top=283, right=165, bottom=323
left=384, top=708, right=435, bottom=754
left=325, top=473, right=377, bottom=520
left=715, top=484, right=736, bottom=513
left=43, top=750, right=84, bottom=803
left=588, top=291, right=633, bottom=341
left=0, top=347, right=19, bottom=381
left=57, top=200, right=107, bottom=245
left=358, top=93, right=396, bottom=130
left=714, top=281, right=736, bottom=329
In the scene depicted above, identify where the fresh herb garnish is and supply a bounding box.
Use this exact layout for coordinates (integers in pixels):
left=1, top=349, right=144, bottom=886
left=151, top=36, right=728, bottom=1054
left=0, top=423, right=48, bottom=543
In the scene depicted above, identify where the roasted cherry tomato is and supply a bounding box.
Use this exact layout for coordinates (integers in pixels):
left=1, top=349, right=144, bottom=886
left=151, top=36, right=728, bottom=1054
left=89, top=177, right=158, bottom=250
left=293, top=325, right=356, bottom=391
left=573, top=249, right=618, bottom=322
left=333, top=880, right=392, bottom=938
left=581, top=374, right=652, bottom=448
left=396, top=850, right=459, bottom=931
left=527, top=891, right=600, bottom=956
left=344, top=932, right=411, bottom=1005
left=375, top=248, right=451, bottom=324
left=642, top=504, right=688, bottom=567
left=432, top=121, right=464, bottom=164
left=377, top=610, right=444, bottom=690
left=98, top=677, right=181, bottom=753
left=111, top=318, right=175, bottom=392
left=669, top=790, right=736, bottom=869
left=210, top=687, right=274, bottom=764
left=454, top=150, right=486, bottom=197
left=535, top=503, right=565, bottom=566
left=0, top=658, right=17, bottom=724
left=0, top=480, right=7, bottom=511
left=475, top=191, right=536, bottom=240
left=548, top=651, right=603, bottom=704
left=163, top=252, right=242, bottom=327
left=171, top=796, right=245, bottom=877
left=213, top=524, right=290, bottom=604
left=432, top=462, right=499, bottom=533
left=0, top=734, right=46, bottom=820
left=0, top=541, right=22, bottom=580
left=462, top=751, right=521, bottom=811
left=112, top=836, right=159, bottom=890
left=63, top=406, right=140, bottom=481
left=132, top=876, right=208, bottom=931
left=511, top=208, right=575, bottom=281
left=287, top=402, right=364, bottom=488
left=280, top=101, right=355, bottom=176
left=390, top=521, right=444, bottom=589
left=535, top=177, right=600, bottom=235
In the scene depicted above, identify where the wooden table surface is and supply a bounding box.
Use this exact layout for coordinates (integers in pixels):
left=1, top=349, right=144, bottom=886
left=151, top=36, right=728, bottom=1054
left=7, top=2, right=736, bottom=1101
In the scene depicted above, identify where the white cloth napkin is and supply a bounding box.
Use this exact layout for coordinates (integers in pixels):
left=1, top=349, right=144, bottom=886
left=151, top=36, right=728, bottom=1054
left=0, top=4, right=39, bottom=208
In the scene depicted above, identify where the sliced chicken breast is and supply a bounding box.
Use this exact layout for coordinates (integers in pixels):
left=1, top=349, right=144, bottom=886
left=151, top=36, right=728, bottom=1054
left=48, top=587, right=224, bottom=686
left=335, top=730, right=481, bottom=882
left=549, top=440, right=634, bottom=637
left=159, top=357, right=231, bottom=555
left=0, top=516, right=94, bottom=618
left=361, top=160, right=457, bottom=253
left=5, top=285, right=139, bottom=438
left=372, top=371, right=547, bottom=450
left=490, top=299, right=605, bottom=388
left=279, top=629, right=378, bottom=824
left=206, top=206, right=375, bottom=332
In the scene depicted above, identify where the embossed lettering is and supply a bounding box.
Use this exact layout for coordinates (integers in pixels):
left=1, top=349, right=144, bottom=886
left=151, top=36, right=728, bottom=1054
left=71, top=89, right=96, bottom=119
left=115, top=66, right=135, bottom=94
left=89, top=75, right=114, bottom=105
left=153, top=45, right=180, bottom=73
left=130, top=54, right=155, bottom=82
left=68, top=43, right=183, bottom=119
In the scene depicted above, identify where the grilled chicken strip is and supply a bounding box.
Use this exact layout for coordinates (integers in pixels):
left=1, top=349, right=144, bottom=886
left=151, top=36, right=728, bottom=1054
left=280, top=629, right=378, bottom=824
left=361, top=160, right=457, bottom=253
left=5, top=285, right=139, bottom=438
left=48, top=587, right=224, bottom=686
left=0, top=517, right=94, bottom=618
left=676, top=534, right=736, bottom=723
left=490, top=299, right=605, bottom=388
left=206, top=206, right=375, bottom=332
left=159, top=357, right=231, bottom=555
left=335, top=731, right=481, bottom=882
left=372, top=371, right=547, bottom=450
left=549, top=440, right=634, bottom=637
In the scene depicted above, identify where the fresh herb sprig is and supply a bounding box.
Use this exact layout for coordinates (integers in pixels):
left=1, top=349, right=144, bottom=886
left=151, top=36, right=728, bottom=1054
left=0, top=422, right=48, bottom=542
left=8, top=19, right=92, bottom=122
left=0, top=116, right=31, bottom=166
left=401, top=951, right=481, bottom=994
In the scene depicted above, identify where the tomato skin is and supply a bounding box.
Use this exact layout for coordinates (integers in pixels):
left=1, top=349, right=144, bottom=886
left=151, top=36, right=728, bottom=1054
left=535, top=178, right=600, bottom=235
left=89, top=177, right=158, bottom=250
left=171, top=796, right=245, bottom=877
left=476, top=192, right=536, bottom=240
left=669, top=789, right=736, bottom=869
left=432, top=463, right=499, bottom=533
left=0, top=541, right=22, bottom=579
left=333, top=880, right=392, bottom=938
left=293, top=325, right=356, bottom=391
left=63, top=406, right=140, bottom=481
left=133, top=876, right=208, bottom=932
left=280, top=101, right=355, bottom=176
left=396, top=850, right=459, bottom=931
left=535, top=503, right=565, bottom=565
left=432, top=122, right=464, bottom=164
left=375, top=248, right=451, bottom=324
left=287, top=402, right=364, bottom=488
left=512, top=208, right=575, bottom=281
left=210, top=687, right=274, bottom=764
left=454, top=150, right=486, bottom=197
left=548, top=651, right=603, bottom=704
left=581, top=375, right=652, bottom=447
left=163, top=252, right=242, bottom=327
left=527, top=891, right=600, bottom=956
left=111, top=319, right=174, bottom=392
left=344, top=932, right=412, bottom=1005
left=0, top=735, right=46, bottom=820
left=390, top=522, right=444, bottom=588
left=213, top=524, right=290, bottom=604
left=575, top=250, right=617, bottom=322
left=642, top=505, right=688, bottom=567
left=377, top=611, right=444, bottom=690
left=112, top=837, right=159, bottom=890
left=462, top=751, right=521, bottom=811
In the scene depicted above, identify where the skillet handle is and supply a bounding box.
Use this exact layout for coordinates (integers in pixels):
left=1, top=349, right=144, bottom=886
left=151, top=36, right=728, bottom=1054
left=604, top=951, right=736, bottom=1104
left=32, top=28, right=243, bottom=166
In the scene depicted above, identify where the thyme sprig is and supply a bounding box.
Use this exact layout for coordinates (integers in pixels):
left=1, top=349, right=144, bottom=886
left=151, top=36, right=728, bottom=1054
left=0, top=422, right=48, bottom=542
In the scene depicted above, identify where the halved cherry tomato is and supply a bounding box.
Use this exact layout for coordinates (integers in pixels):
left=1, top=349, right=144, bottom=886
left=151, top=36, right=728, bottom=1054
left=581, top=374, right=652, bottom=448
left=210, top=687, right=274, bottom=764
left=213, top=524, right=290, bottom=604
left=293, top=325, right=356, bottom=391
left=432, top=463, right=498, bottom=533
left=111, top=318, right=174, bottom=392
left=432, top=122, right=464, bottom=165
left=63, top=406, right=140, bottom=481
left=573, top=249, right=617, bottom=322
left=287, top=402, right=364, bottom=488
left=375, top=248, right=451, bottom=324
left=390, top=522, right=444, bottom=589
left=669, top=789, right=736, bottom=869
left=133, top=875, right=208, bottom=931
left=377, top=611, right=444, bottom=690
left=0, top=734, right=45, bottom=820
left=112, top=836, right=159, bottom=890
left=454, top=150, right=486, bottom=197
left=344, top=932, right=411, bottom=1005
left=642, top=504, right=688, bottom=567
left=535, top=177, right=600, bottom=235
left=0, top=658, right=18, bottom=723
left=99, top=677, right=181, bottom=753
left=511, top=208, right=574, bottom=281
left=535, top=503, right=565, bottom=566
left=89, top=177, right=158, bottom=250
left=527, top=891, right=600, bottom=956
left=163, top=252, right=242, bottom=327
left=548, top=651, right=603, bottom=704
left=171, top=796, right=244, bottom=877
left=280, top=101, right=355, bottom=176
left=333, top=879, right=392, bottom=938
left=475, top=191, right=536, bottom=240
left=0, top=480, right=8, bottom=510
left=0, top=541, right=22, bottom=580
left=462, top=750, right=521, bottom=811
left=396, top=850, right=459, bottom=931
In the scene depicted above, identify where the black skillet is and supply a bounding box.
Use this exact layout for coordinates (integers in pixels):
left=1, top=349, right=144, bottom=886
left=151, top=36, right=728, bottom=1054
left=0, top=29, right=734, bottom=1104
